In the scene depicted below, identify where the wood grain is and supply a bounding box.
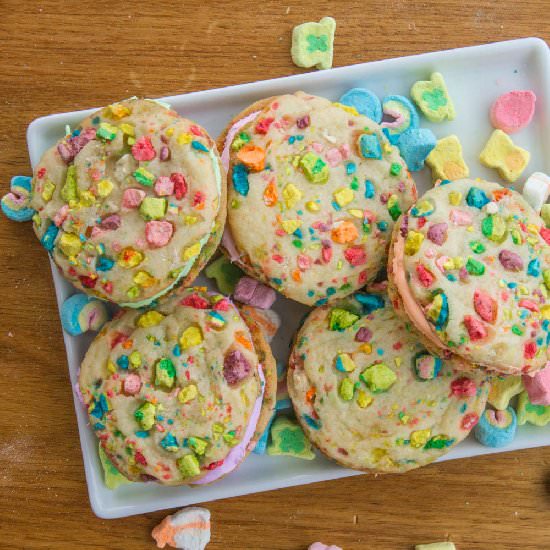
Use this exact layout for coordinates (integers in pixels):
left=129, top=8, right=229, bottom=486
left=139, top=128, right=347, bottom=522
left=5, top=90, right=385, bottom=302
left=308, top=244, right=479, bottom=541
left=0, top=1, right=549, bottom=548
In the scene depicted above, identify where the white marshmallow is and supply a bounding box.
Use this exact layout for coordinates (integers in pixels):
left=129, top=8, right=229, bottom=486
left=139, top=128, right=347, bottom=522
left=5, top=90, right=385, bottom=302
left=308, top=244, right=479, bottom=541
left=522, top=172, right=550, bottom=213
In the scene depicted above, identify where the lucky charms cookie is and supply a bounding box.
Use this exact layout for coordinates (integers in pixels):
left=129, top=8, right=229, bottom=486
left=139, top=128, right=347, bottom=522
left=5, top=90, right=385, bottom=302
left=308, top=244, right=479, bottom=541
left=79, top=287, right=276, bottom=485
left=29, top=98, right=225, bottom=307
left=219, top=91, right=417, bottom=306
left=288, top=292, right=489, bottom=472
left=388, top=178, right=550, bottom=376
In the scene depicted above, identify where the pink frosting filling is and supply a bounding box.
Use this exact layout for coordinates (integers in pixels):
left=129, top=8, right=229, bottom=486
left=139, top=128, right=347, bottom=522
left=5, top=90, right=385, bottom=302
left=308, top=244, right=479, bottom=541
left=220, top=110, right=261, bottom=261
left=191, top=364, right=265, bottom=485
left=220, top=110, right=261, bottom=171
left=390, top=221, right=447, bottom=353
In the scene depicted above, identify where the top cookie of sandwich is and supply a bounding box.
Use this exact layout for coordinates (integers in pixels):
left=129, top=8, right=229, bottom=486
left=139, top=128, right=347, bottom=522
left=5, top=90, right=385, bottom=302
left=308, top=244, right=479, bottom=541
left=388, top=178, right=550, bottom=375
left=221, top=91, right=417, bottom=306
left=30, top=98, right=225, bottom=307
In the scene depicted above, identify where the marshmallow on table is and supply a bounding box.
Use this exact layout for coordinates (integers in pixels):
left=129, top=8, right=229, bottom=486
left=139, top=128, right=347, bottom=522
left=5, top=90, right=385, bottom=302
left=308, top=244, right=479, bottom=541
left=410, top=72, right=456, bottom=123
left=267, top=416, right=315, bottom=460
left=233, top=276, right=277, bottom=309
left=426, top=135, right=469, bottom=182
left=488, top=375, right=523, bottom=410
left=490, top=90, right=536, bottom=134
left=381, top=95, right=420, bottom=144
left=522, top=172, right=550, bottom=213
left=60, top=293, right=110, bottom=336
left=396, top=128, right=437, bottom=172
left=339, top=88, right=382, bottom=122
left=98, top=444, right=131, bottom=490
left=523, top=366, right=550, bottom=405
left=204, top=255, right=244, bottom=295
left=479, top=129, right=530, bottom=183
left=309, top=543, right=343, bottom=550
left=474, top=407, right=517, bottom=448
left=1, top=175, right=36, bottom=222
left=291, top=17, right=336, bottom=70
left=517, top=391, right=550, bottom=427
left=152, top=507, right=211, bottom=550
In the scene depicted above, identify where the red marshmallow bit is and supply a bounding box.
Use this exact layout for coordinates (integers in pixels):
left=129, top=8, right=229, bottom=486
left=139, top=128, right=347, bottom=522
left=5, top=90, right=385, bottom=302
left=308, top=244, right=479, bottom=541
left=79, top=274, right=97, bottom=288
left=189, top=124, right=202, bottom=136
left=540, top=227, right=550, bottom=245
left=255, top=117, right=275, bottom=134
left=524, top=340, right=537, bottom=360
left=416, top=263, right=435, bottom=288
left=170, top=172, right=188, bottom=200
left=463, top=315, right=487, bottom=341
left=450, top=376, right=477, bottom=397
left=344, top=246, right=367, bottom=266
left=134, top=450, right=147, bottom=466
left=461, top=412, right=479, bottom=430
left=131, top=136, right=156, bottom=161
left=180, top=293, right=210, bottom=309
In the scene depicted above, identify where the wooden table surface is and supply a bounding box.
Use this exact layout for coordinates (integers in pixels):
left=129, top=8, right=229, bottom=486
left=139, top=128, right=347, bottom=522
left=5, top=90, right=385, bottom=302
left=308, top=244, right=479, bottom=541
left=1, top=1, right=549, bottom=548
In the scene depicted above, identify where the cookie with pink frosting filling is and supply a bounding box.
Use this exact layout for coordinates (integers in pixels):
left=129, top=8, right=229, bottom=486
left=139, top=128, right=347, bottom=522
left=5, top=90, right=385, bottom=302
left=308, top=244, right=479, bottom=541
left=288, top=291, right=489, bottom=472
left=388, top=178, right=550, bottom=376
left=79, top=287, right=276, bottom=486
left=218, top=91, right=417, bottom=306
left=30, top=98, right=226, bottom=307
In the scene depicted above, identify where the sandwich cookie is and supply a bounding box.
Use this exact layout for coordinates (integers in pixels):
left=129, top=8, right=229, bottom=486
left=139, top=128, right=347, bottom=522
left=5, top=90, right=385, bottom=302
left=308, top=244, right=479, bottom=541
left=288, top=292, right=489, bottom=472
left=388, top=178, right=550, bottom=376
left=30, top=98, right=226, bottom=307
left=219, top=91, right=417, bottom=306
left=79, top=287, right=276, bottom=485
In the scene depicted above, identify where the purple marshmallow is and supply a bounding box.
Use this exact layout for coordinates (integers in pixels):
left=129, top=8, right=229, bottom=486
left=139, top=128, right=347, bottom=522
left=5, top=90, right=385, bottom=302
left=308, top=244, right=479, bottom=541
left=223, top=350, right=252, bottom=385
left=234, top=276, right=276, bottom=309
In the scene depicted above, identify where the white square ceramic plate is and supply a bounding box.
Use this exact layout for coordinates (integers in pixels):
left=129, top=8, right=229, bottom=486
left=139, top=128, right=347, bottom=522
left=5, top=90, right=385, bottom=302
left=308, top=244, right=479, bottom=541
left=26, top=37, right=550, bottom=519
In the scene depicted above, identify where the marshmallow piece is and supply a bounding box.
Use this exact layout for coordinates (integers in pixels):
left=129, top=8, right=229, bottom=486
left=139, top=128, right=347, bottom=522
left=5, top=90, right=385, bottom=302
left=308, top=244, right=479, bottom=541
left=205, top=255, right=244, bottom=295
left=122, top=187, right=146, bottom=209
left=522, top=172, right=550, bottom=213
left=490, top=90, right=536, bottom=134
left=381, top=95, right=420, bottom=144
left=152, top=507, right=211, bottom=550
left=426, top=135, right=469, bottom=182
left=474, top=407, right=517, bottom=447
left=291, top=17, right=336, bottom=70
left=98, top=444, right=131, bottom=490
left=415, top=544, right=456, bottom=550
left=145, top=220, right=174, bottom=247
left=233, top=276, right=277, bottom=309
left=517, top=391, right=550, bottom=426
left=396, top=128, right=437, bottom=171
left=479, top=129, right=530, bottom=183
left=267, top=416, right=315, bottom=460
left=488, top=375, right=523, bottom=410
left=253, top=411, right=275, bottom=455
left=60, top=293, right=110, bottom=336
left=239, top=305, right=281, bottom=343
left=309, top=543, right=343, bottom=550
left=523, top=367, right=550, bottom=405
left=339, top=88, right=382, bottom=122
left=411, top=72, right=456, bottom=122
left=1, top=175, right=36, bottom=222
